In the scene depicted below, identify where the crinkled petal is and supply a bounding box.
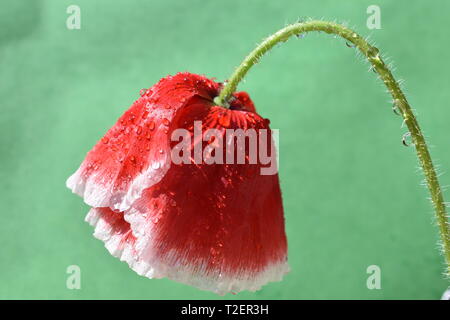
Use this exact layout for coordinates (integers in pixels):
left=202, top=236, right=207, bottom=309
left=85, top=207, right=136, bottom=261
left=72, top=72, right=289, bottom=294
left=67, top=73, right=219, bottom=211
left=120, top=105, right=288, bottom=294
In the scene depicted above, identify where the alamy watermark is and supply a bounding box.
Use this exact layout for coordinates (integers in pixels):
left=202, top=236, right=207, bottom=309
left=66, top=5, right=81, bottom=30
left=366, top=265, right=381, bottom=289
left=66, top=265, right=81, bottom=289
left=366, top=5, right=381, bottom=30
left=170, top=121, right=279, bottom=175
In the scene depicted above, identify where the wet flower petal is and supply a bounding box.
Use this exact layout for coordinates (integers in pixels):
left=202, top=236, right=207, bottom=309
left=69, top=72, right=289, bottom=294
left=67, top=73, right=219, bottom=211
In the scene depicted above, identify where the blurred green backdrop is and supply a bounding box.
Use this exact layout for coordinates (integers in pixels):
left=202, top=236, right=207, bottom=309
left=1, top=0, right=449, bottom=299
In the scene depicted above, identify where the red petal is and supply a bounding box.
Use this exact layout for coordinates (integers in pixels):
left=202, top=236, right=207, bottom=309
left=71, top=73, right=289, bottom=294
left=67, top=73, right=219, bottom=211
left=121, top=104, right=288, bottom=294
left=85, top=207, right=137, bottom=259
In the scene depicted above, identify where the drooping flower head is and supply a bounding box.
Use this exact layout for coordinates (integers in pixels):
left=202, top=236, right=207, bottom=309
left=67, top=72, right=288, bottom=294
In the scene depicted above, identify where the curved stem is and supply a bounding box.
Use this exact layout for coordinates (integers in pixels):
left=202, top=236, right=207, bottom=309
left=216, top=20, right=450, bottom=277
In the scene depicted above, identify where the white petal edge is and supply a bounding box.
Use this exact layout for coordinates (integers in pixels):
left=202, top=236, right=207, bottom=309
left=86, top=208, right=290, bottom=295
left=66, top=149, right=171, bottom=212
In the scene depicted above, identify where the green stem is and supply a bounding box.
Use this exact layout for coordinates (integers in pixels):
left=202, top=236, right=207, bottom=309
left=216, top=20, right=450, bottom=277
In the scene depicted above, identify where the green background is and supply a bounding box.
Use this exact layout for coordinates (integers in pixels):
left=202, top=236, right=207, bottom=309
left=1, top=0, right=449, bottom=299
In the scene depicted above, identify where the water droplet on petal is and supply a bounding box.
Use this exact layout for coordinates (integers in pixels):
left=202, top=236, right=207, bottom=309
left=163, top=118, right=170, bottom=126
left=219, top=113, right=231, bottom=128
left=139, top=89, right=147, bottom=96
left=148, top=121, right=155, bottom=130
left=101, top=137, right=109, bottom=144
left=152, top=162, right=160, bottom=169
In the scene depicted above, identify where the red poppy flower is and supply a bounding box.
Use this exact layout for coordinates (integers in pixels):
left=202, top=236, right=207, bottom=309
left=67, top=72, right=289, bottom=294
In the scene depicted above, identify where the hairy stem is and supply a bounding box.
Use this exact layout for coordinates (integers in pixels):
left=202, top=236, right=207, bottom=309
left=215, top=20, right=450, bottom=276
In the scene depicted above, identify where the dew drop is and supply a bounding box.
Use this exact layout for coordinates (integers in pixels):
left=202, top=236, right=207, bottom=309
left=148, top=121, right=155, bottom=130
left=345, top=41, right=355, bottom=48
left=402, top=132, right=412, bottom=147
left=101, top=137, right=109, bottom=144
left=139, top=88, right=147, bottom=96
left=152, top=162, right=160, bottom=169
left=136, top=126, right=142, bottom=135
left=392, top=99, right=402, bottom=116
left=219, top=113, right=230, bottom=128
left=367, top=46, right=380, bottom=59
left=163, top=118, right=170, bottom=126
